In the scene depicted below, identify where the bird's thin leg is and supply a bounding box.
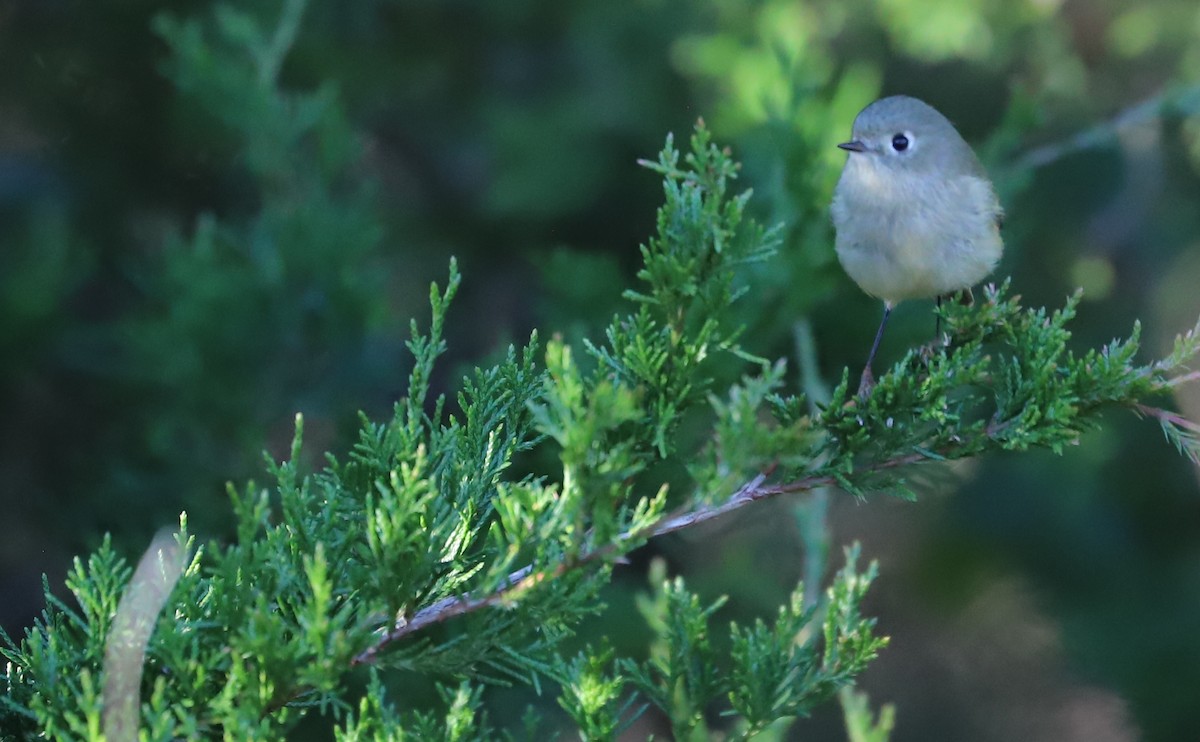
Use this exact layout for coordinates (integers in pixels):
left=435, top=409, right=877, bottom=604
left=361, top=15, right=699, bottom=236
left=859, top=302, right=892, bottom=395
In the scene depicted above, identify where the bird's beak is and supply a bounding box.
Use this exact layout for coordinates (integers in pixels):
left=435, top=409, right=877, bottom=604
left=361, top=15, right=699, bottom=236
left=838, top=140, right=867, bottom=153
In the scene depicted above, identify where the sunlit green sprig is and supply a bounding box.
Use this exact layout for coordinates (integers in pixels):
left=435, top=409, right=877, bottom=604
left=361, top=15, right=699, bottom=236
left=841, top=688, right=897, bottom=742
left=556, top=643, right=638, bottom=742
left=629, top=124, right=781, bottom=338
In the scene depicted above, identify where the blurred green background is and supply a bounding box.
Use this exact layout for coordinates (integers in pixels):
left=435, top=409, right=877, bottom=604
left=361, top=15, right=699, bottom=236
left=3, top=0, right=1200, bottom=739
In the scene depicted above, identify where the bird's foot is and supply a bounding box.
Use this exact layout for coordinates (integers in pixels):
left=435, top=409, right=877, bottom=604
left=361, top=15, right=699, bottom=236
left=856, top=366, right=876, bottom=398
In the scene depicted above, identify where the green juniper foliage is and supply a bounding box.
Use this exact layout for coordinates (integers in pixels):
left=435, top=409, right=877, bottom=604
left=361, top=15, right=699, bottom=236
left=3, top=120, right=1200, bottom=738
left=6, top=4, right=1200, bottom=740
left=840, top=687, right=896, bottom=742
left=0, top=115, right=860, bottom=738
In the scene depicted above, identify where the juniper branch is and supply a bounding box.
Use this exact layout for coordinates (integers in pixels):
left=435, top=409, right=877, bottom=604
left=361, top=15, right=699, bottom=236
left=343, top=452, right=916, bottom=666
left=352, top=293, right=1200, bottom=665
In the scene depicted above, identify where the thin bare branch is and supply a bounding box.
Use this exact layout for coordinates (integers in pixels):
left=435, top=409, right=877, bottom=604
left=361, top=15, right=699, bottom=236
left=352, top=451, right=932, bottom=665
left=1165, top=369, right=1200, bottom=388
left=1008, top=84, right=1200, bottom=173
left=1135, top=403, right=1200, bottom=432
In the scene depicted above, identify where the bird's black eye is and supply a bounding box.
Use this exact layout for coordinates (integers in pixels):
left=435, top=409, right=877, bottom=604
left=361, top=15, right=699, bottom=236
left=891, top=133, right=909, bottom=152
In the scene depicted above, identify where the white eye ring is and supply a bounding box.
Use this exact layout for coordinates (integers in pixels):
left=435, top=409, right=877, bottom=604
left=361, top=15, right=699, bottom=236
left=890, top=131, right=916, bottom=154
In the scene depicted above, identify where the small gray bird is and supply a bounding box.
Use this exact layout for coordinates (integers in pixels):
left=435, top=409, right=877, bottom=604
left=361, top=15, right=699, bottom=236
left=831, top=95, right=1003, bottom=394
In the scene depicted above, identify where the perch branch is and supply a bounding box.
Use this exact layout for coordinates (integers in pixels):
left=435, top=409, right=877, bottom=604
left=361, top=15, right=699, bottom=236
left=352, top=450, right=926, bottom=665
